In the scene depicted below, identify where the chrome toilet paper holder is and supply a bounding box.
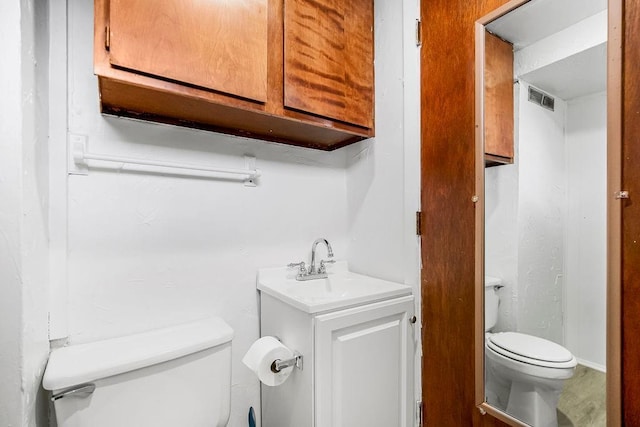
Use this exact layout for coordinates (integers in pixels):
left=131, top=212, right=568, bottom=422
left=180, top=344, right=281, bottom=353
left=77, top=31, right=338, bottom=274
left=270, top=351, right=303, bottom=373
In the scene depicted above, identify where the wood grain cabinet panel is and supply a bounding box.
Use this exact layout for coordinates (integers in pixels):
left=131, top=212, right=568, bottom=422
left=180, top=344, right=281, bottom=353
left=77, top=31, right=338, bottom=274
left=284, top=0, right=374, bottom=128
left=94, top=0, right=375, bottom=150
left=109, top=0, right=268, bottom=102
left=484, top=31, right=514, bottom=165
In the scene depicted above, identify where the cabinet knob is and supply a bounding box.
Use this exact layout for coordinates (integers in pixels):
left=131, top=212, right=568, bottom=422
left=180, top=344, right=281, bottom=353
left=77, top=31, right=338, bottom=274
left=409, top=315, right=417, bottom=324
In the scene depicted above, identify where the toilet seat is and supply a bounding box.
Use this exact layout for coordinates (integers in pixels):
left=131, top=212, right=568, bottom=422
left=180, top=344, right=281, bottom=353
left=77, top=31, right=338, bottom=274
left=487, top=332, right=576, bottom=369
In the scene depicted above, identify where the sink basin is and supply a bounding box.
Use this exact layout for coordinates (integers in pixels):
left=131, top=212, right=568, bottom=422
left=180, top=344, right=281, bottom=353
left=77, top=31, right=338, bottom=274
left=257, top=261, right=412, bottom=313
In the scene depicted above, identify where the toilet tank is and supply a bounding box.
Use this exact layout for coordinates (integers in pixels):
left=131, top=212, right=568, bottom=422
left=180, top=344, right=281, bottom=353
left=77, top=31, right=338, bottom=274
left=43, top=317, right=233, bottom=427
left=484, top=276, right=502, bottom=331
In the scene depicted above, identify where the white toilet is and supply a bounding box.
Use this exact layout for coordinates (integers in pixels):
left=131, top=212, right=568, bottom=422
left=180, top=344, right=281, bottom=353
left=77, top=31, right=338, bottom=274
left=43, top=317, right=233, bottom=427
left=484, top=276, right=576, bottom=427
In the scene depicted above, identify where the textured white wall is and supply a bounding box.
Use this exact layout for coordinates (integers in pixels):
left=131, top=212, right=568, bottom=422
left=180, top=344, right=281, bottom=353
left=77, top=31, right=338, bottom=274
left=485, top=155, right=519, bottom=332
left=23, top=1, right=52, bottom=425
left=564, top=92, right=607, bottom=370
left=347, top=0, right=417, bottom=284
left=516, top=83, right=567, bottom=344
left=0, top=1, right=27, bottom=424
left=0, top=0, right=51, bottom=426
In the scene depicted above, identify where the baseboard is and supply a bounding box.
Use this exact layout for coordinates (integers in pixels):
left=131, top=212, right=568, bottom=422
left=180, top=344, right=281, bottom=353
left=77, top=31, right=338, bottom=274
left=576, top=357, right=606, bottom=373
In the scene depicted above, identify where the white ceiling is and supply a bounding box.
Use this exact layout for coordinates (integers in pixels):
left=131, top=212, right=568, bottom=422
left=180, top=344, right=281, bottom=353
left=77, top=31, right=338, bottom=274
left=486, top=0, right=607, bottom=100
left=519, top=42, right=607, bottom=100
left=486, top=0, right=607, bottom=49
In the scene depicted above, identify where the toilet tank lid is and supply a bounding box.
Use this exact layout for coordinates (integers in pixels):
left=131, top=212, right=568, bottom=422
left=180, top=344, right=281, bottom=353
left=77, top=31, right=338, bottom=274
left=43, top=317, right=233, bottom=391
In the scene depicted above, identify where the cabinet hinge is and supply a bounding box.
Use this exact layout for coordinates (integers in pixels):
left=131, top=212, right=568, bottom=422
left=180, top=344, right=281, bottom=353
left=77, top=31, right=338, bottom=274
left=416, top=211, right=423, bottom=236
left=415, top=19, right=422, bottom=47
left=105, top=26, right=110, bottom=51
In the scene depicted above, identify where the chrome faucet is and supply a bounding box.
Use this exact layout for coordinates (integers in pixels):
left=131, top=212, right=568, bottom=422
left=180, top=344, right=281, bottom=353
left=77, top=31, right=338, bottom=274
left=288, top=238, right=335, bottom=281
left=310, top=238, right=334, bottom=275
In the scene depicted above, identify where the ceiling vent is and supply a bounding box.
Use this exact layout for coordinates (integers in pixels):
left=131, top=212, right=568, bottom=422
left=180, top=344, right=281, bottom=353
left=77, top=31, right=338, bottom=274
left=528, top=86, right=555, bottom=111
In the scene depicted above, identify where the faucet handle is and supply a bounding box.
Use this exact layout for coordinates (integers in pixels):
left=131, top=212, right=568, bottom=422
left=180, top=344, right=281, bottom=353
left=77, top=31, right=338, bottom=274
left=318, top=259, right=335, bottom=274
left=287, top=261, right=307, bottom=275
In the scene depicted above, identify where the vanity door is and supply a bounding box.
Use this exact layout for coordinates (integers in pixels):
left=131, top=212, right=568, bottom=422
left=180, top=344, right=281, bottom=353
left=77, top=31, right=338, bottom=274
left=314, top=295, right=414, bottom=427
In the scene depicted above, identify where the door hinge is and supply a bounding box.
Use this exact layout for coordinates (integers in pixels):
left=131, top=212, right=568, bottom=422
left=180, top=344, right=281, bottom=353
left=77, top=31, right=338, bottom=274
left=415, top=19, right=422, bottom=47
left=416, top=400, right=424, bottom=427
left=416, top=211, right=423, bottom=236
left=105, top=26, right=110, bottom=50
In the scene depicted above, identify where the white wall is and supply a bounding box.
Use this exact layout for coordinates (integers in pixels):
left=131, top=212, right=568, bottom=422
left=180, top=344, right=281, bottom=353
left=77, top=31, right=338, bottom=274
left=516, top=83, right=567, bottom=344
left=485, top=83, right=567, bottom=343
left=0, top=0, right=51, bottom=425
left=485, top=151, right=519, bottom=332
left=24, top=1, right=52, bottom=424
left=564, top=92, right=607, bottom=370
left=42, top=1, right=420, bottom=426
left=0, top=1, right=27, bottom=424
left=346, top=0, right=422, bottom=296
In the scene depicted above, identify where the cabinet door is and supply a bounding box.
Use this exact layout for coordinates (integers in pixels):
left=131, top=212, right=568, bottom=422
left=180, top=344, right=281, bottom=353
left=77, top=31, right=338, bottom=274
left=484, top=31, right=514, bottom=163
left=314, top=296, right=414, bottom=427
left=284, top=0, right=374, bottom=128
left=108, top=0, right=267, bottom=102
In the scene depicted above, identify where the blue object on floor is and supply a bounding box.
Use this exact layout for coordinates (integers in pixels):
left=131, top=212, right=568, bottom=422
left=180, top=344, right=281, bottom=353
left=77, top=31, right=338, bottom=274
left=248, top=406, right=256, bottom=427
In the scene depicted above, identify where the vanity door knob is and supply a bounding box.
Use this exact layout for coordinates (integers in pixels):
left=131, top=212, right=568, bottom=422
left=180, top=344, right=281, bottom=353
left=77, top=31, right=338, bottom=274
left=409, top=316, right=417, bottom=324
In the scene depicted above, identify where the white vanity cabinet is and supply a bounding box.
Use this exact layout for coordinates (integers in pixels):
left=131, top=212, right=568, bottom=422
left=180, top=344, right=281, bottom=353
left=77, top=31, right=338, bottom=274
left=258, top=269, right=415, bottom=427
left=314, top=296, right=415, bottom=427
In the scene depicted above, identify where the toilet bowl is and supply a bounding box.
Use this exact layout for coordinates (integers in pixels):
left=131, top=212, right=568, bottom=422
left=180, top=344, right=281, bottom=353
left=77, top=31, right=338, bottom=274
left=485, top=332, right=576, bottom=427
left=484, top=277, right=576, bottom=427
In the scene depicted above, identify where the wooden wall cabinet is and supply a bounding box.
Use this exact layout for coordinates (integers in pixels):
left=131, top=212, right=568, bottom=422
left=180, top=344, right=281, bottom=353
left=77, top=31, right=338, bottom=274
left=484, top=32, right=514, bottom=165
left=94, top=0, right=374, bottom=150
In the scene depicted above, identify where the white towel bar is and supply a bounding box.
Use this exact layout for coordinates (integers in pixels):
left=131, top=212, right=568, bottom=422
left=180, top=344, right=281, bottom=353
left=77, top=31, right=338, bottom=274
left=69, top=135, right=261, bottom=186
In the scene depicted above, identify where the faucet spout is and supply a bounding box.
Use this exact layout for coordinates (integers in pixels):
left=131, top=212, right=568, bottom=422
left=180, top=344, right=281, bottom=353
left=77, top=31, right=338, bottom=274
left=310, top=238, right=333, bottom=274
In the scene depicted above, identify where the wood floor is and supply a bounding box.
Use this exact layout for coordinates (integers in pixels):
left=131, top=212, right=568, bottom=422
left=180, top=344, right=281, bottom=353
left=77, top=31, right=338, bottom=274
left=557, top=364, right=606, bottom=427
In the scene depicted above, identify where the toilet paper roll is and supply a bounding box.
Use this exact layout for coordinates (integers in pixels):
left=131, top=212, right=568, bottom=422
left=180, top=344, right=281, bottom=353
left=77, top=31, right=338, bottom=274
left=242, top=336, right=295, bottom=387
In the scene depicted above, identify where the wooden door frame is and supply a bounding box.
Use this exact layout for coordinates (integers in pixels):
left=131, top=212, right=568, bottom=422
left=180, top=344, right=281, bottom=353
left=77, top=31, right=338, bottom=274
left=473, top=2, right=531, bottom=426
left=421, top=0, right=626, bottom=425
left=606, top=0, right=623, bottom=424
